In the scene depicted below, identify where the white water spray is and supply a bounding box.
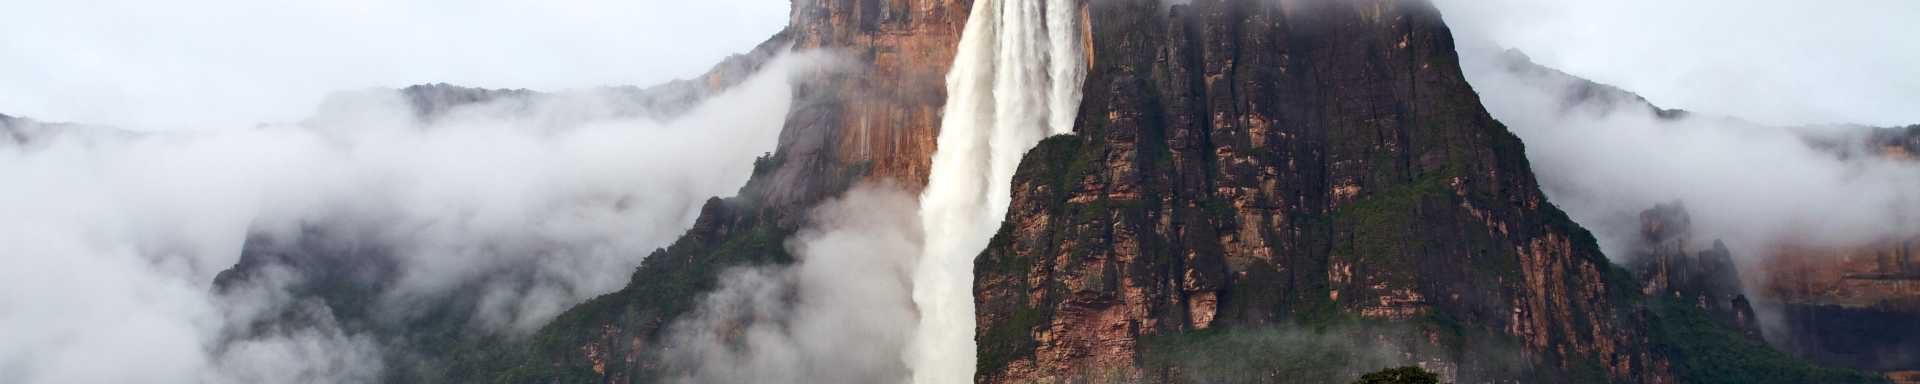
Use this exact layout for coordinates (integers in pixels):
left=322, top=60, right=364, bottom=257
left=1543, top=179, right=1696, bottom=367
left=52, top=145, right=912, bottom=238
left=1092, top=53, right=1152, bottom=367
left=909, top=0, right=1086, bottom=382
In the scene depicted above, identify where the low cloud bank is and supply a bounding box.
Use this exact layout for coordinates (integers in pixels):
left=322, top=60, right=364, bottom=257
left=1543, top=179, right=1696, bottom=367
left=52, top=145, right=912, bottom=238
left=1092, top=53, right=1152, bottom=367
left=0, top=52, right=831, bottom=383
left=1456, top=45, right=1920, bottom=261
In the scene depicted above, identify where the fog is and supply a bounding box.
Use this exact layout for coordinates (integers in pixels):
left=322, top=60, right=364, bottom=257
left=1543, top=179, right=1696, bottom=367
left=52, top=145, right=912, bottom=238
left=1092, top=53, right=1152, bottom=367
left=1435, top=0, right=1920, bottom=127
left=0, top=52, right=824, bottom=383
left=5, top=0, right=1918, bottom=383
left=0, top=0, right=787, bottom=130
left=667, top=183, right=923, bottom=384
left=1441, top=7, right=1920, bottom=264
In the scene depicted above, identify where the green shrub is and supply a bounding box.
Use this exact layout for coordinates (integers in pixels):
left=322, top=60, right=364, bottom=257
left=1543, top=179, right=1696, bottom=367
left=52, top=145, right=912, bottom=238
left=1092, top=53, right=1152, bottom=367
left=1352, top=366, right=1440, bottom=384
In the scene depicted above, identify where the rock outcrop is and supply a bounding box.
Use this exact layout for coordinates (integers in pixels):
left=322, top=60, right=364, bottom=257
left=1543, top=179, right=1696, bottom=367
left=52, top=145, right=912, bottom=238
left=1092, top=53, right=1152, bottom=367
left=1627, top=203, right=1761, bottom=339
left=195, top=0, right=1896, bottom=383
left=973, top=0, right=1667, bottom=382
left=474, top=1, right=978, bottom=382
left=205, top=19, right=821, bottom=384
left=973, top=1, right=1884, bottom=383
left=1761, top=238, right=1920, bottom=372
left=784, top=0, right=976, bottom=190
left=1489, top=37, right=1920, bottom=380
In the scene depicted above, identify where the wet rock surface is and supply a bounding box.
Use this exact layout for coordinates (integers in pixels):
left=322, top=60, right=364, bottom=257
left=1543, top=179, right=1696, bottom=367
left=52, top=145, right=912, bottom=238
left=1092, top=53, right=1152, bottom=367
left=974, top=0, right=1669, bottom=382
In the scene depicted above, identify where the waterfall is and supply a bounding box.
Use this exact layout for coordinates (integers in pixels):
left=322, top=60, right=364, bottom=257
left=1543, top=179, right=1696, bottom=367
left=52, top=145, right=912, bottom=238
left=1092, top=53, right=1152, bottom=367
left=909, top=0, right=1086, bottom=382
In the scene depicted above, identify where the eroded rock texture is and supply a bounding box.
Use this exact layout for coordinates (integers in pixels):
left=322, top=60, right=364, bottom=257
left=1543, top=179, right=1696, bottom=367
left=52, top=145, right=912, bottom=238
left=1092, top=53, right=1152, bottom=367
left=195, top=0, right=1892, bottom=382
left=975, top=0, right=1670, bottom=382
left=785, top=0, right=977, bottom=191
left=1626, top=203, right=1761, bottom=339
left=1762, top=238, right=1920, bottom=373
left=485, top=1, right=978, bottom=382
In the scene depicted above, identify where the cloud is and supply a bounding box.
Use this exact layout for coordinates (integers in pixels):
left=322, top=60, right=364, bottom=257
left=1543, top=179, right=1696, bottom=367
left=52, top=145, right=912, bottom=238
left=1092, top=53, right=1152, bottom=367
left=1451, top=39, right=1920, bottom=264
left=1434, top=0, right=1920, bottom=127
left=666, top=183, right=924, bottom=384
left=0, top=51, right=829, bottom=383
left=0, top=0, right=789, bottom=130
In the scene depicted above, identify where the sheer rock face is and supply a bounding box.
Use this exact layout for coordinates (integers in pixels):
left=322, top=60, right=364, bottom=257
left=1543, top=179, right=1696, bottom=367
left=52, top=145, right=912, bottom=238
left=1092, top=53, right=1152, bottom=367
left=509, top=1, right=978, bottom=382
left=784, top=0, right=975, bottom=191
left=1627, top=203, right=1761, bottom=339
left=1763, top=239, right=1920, bottom=311
left=1495, top=39, right=1920, bottom=376
left=973, top=0, right=1667, bottom=382
left=1762, top=238, right=1920, bottom=371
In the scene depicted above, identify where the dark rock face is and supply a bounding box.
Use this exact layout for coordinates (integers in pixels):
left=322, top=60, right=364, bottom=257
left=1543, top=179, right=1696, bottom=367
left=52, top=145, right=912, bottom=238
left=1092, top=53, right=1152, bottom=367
left=1493, top=40, right=1919, bottom=379
left=973, top=0, right=1666, bottom=382
left=471, top=0, right=1873, bottom=382
left=1764, top=238, right=1920, bottom=373
left=197, top=0, right=1895, bottom=383
left=1626, top=203, right=1760, bottom=339
left=472, top=1, right=977, bottom=382
left=203, top=23, right=815, bottom=384
left=214, top=222, right=591, bottom=383
left=1776, top=303, right=1920, bottom=373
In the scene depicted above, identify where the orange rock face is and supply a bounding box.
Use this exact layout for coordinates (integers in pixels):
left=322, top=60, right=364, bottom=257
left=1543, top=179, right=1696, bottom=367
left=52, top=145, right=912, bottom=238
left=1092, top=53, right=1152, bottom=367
left=972, top=0, right=1670, bottom=382
left=786, top=0, right=976, bottom=190
left=1761, top=237, right=1920, bottom=310
left=1890, top=371, right=1920, bottom=384
left=1756, top=236, right=1920, bottom=371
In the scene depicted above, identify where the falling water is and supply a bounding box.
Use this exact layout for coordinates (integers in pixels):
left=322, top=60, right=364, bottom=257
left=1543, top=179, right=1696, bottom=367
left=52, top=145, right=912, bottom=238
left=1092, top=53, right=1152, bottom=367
left=909, top=0, right=1086, bottom=382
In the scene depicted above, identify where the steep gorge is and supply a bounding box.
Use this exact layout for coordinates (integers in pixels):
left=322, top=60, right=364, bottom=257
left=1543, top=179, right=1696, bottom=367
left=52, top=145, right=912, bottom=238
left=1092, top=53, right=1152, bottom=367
left=971, top=0, right=1882, bottom=383
left=190, top=0, right=1898, bottom=383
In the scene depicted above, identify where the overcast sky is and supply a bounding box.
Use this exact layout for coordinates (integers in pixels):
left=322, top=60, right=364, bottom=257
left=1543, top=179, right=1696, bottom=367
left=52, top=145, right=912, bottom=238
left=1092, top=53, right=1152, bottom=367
left=1435, top=0, right=1920, bottom=127
left=0, top=0, right=788, bottom=130
left=0, top=1, right=1915, bottom=129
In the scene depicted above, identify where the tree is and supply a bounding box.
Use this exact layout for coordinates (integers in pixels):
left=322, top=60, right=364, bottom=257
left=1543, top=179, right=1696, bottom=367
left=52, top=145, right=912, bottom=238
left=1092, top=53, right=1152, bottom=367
left=1353, top=366, right=1440, bottom=384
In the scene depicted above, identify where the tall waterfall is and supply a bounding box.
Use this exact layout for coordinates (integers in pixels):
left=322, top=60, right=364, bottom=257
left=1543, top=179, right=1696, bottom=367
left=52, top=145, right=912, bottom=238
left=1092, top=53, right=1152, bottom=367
left=909, top=0, right=1086, bottom=382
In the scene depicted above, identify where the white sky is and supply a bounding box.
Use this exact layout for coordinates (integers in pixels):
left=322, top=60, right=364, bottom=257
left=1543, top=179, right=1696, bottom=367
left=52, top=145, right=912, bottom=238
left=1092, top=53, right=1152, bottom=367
left=1435, top=0, right=1920, bottom=127
left=1, top=1, right=1915, bottom=129
left=0, top=0, right=789, bottom=130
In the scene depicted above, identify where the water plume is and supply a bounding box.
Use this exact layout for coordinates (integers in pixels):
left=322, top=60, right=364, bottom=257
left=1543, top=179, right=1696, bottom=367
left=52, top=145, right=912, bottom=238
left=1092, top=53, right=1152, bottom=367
left=909, top=0, right=1086, bottom=382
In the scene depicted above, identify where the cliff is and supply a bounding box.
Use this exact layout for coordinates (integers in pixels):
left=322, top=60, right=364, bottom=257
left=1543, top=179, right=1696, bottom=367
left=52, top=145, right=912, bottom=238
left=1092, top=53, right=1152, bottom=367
left=471, top=1, right=977, bottom=382
left=973, top=0, right=1657, bottom=381
left=204, top=25, right=817, bottom=384
left=1493, top=40, right=1920, bottom=378
left=195, top=0, right=1898, bottom=382
left=971, top=0, right=1877, bottom=383
left=1627, top=203, right=1761, bottom=339
left=1761, top=238, right=1920, bottom=373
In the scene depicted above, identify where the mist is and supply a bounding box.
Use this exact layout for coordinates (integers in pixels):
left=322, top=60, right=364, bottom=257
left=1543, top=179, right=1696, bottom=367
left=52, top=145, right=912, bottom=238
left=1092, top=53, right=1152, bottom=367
left=0, top=0, right=787, bottom=130
left=0, top=52, right=826, bottom=383
left=666, top=183, right=924, bottom=384
left=1435, top=0, right=1920, bottom=264
left=1434, top=0, right=1920, bottom=127
left=1450, top=37, right=1920, bottom=292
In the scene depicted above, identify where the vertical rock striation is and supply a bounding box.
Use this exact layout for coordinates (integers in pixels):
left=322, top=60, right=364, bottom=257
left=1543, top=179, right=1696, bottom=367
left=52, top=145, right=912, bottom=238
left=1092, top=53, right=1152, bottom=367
left=483, top=1, right=983, bottom=382
left=1627, top=203, right=1761, bottom=339
left=405, top=0, right=1889, bottom=383
left=1762, top=238, right=1920, bottom=373
left=975, top=0, right=1670, bottom=382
